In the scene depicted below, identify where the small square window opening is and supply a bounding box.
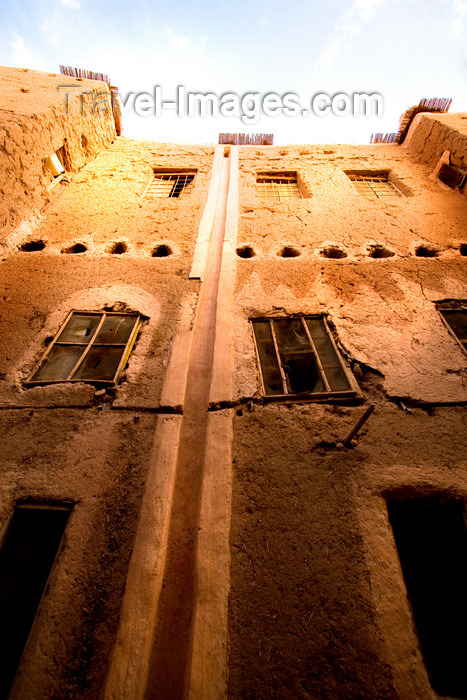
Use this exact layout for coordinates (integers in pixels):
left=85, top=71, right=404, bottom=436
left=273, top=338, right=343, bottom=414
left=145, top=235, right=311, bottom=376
left=25, top=311, right=142, bottom=387
left=251, top=315, right=358, bottom=399
left=143, top=171, right=196, bottom=199
left=346, top=171, right=402, bottom=200
left=256, top=172, right=303, bottom=202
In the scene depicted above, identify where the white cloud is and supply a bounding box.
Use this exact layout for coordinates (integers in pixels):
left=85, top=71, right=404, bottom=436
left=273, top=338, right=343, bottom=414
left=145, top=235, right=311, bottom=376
left=61, top=0, right=81, bottom=9
left=10, top=33, right=48, bottom=70
left=452, top=0, right=467, bottom=35
left=164, top=27, right=190, bottom=52
left=315, top=0, right=389, bottom=71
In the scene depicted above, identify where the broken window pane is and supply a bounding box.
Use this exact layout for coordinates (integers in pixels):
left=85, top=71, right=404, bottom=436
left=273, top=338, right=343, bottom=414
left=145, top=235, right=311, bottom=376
left=252, top=321, right=283, bottom=395
left=94, top=314, right=138, bottom=344
left=57, top=314, right=100, bottom=343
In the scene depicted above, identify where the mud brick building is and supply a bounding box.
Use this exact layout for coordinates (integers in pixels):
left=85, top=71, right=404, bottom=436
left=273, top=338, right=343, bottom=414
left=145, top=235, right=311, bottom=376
left=0, top=65, right=466, bottom=699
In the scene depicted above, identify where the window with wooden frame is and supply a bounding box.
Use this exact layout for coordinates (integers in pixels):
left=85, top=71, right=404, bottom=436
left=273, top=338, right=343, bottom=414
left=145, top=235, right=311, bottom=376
left=25, top=311, right=142, bottom=386
left=142, top=170, right=196, bottom=199
left=346, top=170, right=402, bottom=200
left=437, top=305, right=467, bottom=354
left=256, top=172, right=303, bottom=202
left=251, top=315, right=358, bottom=399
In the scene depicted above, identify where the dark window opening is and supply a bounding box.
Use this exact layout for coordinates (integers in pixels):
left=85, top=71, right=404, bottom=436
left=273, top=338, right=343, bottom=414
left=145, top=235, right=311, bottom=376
left=388, top=498, right=467, bottom=698
left=251, top=315, right=356, bottom=399
left=0, top=505, right=71, bottom=699
left=438, top=163, right=466, bottom=190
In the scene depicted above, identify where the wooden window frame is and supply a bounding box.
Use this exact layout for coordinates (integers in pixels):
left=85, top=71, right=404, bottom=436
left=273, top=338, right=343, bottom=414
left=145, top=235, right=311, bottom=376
left=251, top=314, right=360, bottom=401
left=25, top=311, right=142, bottom=387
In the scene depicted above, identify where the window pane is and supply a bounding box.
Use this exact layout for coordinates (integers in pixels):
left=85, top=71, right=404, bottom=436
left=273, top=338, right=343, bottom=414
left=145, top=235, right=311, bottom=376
left=57, top=314, right=101, bottom=344
left=72, top=346, right=124, bottom=382
left=304, top=316, right=328, bottom=338
left=274, top=318, right=310, bottom=353
left=31, top=345, right=84, bottom=382
left=94, top=315, right=138, bottom=344
left=281, top=352, right=323, bottom=394
left=441, top=311, right=467, bottom=342
left=252, top=322, right=283, bottom=395
left=324, top=366, right=350, bottom=392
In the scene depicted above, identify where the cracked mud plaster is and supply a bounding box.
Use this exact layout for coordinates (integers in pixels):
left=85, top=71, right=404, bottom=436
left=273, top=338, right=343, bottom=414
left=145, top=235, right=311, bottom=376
left=228, top=402, right=467, bottom=698
left=233, top=130, right=467, bottom=405
left=0, top=408, right=157, bottom=699
left=0, top=67, right=117, bottom=236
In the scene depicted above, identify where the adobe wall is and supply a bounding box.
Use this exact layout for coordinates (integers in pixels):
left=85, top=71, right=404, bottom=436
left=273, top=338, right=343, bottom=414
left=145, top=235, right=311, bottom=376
left=228, top=143, right=467, bottom=698
left=0, top=67, right=116, bottom=238
left=0, top=137, right=212, bottom=697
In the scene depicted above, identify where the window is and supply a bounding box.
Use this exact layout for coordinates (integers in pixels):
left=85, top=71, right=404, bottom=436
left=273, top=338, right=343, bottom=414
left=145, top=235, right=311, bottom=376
left=346, top=170, right=402, bottom=200
left=388, top=498, right=467, bottom=697
left=437, top=305, right=467, bottom=354
left=251, top=315, right=357, bottom=398
left=438, top=163, right=466, bottom=190
left=256, top=172, right=302, bottom=202
left=25, top=311, right=142, bottom=386
left=0, top=504, right=71, bottom=698
left=143, top=171, right=196, bottom=198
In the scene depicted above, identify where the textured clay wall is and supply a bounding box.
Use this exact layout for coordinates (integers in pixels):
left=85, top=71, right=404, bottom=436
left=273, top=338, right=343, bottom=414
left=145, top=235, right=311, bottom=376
left=228, top=142, right=467, bottom=698
left=405, top=112, right=467, bottom=171
left=0, top=137, right=213, bottom=697
left=0, top=67, right=116, bottom=237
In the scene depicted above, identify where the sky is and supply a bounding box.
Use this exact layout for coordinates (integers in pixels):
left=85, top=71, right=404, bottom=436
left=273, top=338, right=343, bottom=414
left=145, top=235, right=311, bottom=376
left=0, top=0, right=466, bottom=145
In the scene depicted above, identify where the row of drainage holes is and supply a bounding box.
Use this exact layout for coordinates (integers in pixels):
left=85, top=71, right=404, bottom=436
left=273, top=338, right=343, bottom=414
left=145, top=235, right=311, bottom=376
left=237, top=244, right=467, bottom=259
left=17, top=241, right=173, bottom=257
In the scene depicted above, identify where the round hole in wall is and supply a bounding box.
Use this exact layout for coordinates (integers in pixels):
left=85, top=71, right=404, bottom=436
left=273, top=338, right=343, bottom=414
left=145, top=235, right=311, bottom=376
left=152, top=244, right=172, bottom=257
left=18, top=240, right=46, bottom=252
left=108, top=242, right=128, bottom=255
left=460, top=244, right=467, bottom=257
left=320, top=246, right=347, bottom=259
left=236, top=246, right=255, bottom=259
left=62, top=243, right=87, bottom=254
left=368, top=244, right=394, bottom=259
left=278, top=246, right=300, bottom=258
left=415, top=245, right=438, bottom=258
